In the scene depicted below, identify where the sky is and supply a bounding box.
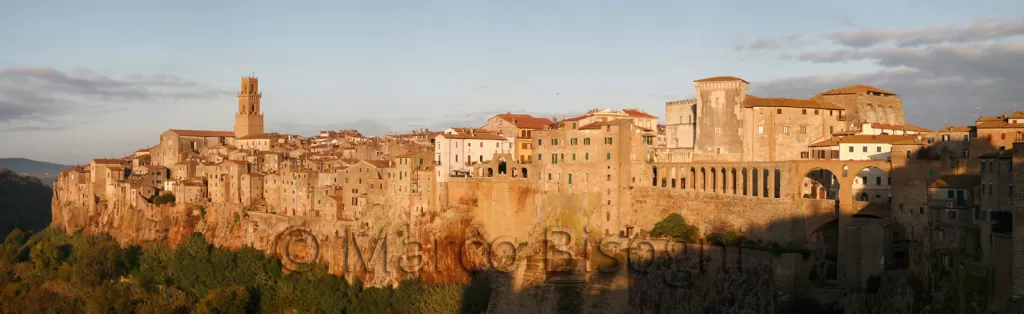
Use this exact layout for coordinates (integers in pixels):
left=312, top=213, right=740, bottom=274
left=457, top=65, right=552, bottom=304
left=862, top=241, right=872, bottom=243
left=1, top=0, right=1022, bottom=165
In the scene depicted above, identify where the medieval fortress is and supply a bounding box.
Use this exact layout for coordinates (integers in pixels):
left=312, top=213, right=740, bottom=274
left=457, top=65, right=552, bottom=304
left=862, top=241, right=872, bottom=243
left=51, top=75, right=1024, bottom=311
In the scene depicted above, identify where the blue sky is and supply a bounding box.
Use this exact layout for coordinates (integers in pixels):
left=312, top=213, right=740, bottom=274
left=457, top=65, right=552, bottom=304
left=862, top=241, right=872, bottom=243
left=1, top=1, right=1022, bottom=164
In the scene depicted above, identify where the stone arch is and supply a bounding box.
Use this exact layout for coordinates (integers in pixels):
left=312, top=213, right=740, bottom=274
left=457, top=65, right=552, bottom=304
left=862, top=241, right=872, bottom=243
left=741, top=168, right=748, bottom=195
left=720, top=167, right=727, bottom=193
left=498, top=160, right=507, bottom=175
left=884, top=106, right=897, bottom=125
left=752, top=168, right=759, bottom=197
left=487, top=168, right=493, bottom=177
left=711, top=168, right=717, bottom=193
left=652, top=166, right=658, bottom=187
left=851, top=165, right=889, bottom=204
left=521, top=167, right=528, bottom=178
left=700, top=167, right=707, bottom=191
left=762, top=168, right=770, bottom=198
left=863, top=104, right=877, bottom=122
left=803, top=168, right=840, bottom=200
left=690, top=167, right=696, bottom=190
left=774, top=168, right=782, bottom=198
left=731, top=168, right=737, bottom=194
left=670, top=167, right=677, bottom=188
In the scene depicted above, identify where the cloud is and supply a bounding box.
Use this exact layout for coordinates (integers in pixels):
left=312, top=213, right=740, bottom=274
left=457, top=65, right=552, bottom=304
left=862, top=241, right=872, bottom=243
left=736, top=34, right=808, bottom=50
left=827, top=18, right=1024, bottom=48
left=742, top=18, right=1024, bottom=129
left=0, top=67, right=230, bottom=132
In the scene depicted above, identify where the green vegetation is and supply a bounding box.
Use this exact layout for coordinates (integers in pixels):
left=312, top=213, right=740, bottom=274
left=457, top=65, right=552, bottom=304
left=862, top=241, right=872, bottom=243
left=649, top=213, right=699, bottom=242
left=153, top=192, right=176, bottom=206
left=0, top=168, right=52, bottom=239
left=0, top=228, right=492, bottom=313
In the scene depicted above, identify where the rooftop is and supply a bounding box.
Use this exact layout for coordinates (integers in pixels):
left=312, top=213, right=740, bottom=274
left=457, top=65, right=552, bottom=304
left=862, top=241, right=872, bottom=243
left=820, top=84, right=896, bottom=96
left=693, top=76, right=749, bottom=84
left=742, top=95, right=844, bottom=110
left=929, top=175, right=981, bottom=189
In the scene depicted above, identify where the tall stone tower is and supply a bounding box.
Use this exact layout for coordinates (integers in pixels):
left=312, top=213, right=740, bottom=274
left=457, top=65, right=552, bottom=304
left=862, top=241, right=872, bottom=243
left=234, top=75, right=264, bottom=138
left=691, top=76, right=749, bottom=162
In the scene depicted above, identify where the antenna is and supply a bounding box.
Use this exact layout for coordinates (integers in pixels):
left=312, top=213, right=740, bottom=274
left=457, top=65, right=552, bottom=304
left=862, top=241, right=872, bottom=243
left=975, top=107, right=984, bottom=120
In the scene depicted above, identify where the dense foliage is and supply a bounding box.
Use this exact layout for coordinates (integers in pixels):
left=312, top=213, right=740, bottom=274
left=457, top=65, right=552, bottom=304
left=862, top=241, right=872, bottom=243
left=0, top=168, right=52, bottom=238
left=649, top=213, right=699, bottom=242
left=153, top=192, right=176, bottom=206
left=0, top=229, right=492, bottom=313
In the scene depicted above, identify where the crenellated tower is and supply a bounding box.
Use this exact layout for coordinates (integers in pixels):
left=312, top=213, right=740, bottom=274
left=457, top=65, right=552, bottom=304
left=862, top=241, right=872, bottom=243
left=234, top=75, right=264, bottom=138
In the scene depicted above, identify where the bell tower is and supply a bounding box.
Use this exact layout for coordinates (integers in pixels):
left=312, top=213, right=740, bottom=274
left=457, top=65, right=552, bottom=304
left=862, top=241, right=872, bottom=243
left=234, top=74, right=264, bottom=138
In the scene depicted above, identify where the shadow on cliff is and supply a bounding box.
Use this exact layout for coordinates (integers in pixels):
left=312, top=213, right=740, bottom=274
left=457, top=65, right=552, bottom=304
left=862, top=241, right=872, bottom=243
left=0, top=168, right=53, bottom=238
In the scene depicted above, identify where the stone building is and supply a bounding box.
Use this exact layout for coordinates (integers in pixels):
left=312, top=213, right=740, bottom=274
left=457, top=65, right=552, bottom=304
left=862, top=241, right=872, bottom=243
left=814, top=84, right=905, bottom=128
left=533, top=118, right=655, bottom=237
left=479, top=113, right=552, bottom=163
left=661, top=99, right=697, bottom=162
left=433, top=128, right=513, bottom=182
left=688, top=76, right=848, bottom=162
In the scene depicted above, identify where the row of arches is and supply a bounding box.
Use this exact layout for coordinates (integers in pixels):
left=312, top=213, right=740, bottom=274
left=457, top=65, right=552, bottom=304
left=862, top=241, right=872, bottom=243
left=860, top=103, right=900, bottom=125
left=479, top=160, right=529, bottom=178
left=652, top=166, right=783, bottom=199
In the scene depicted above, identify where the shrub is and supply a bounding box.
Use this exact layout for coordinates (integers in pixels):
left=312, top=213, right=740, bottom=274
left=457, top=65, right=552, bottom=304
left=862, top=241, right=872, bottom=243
left=649, top=213, right=699, bottom=242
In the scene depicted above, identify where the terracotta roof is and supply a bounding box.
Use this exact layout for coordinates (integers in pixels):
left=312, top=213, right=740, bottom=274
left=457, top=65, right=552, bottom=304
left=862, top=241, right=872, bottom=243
left=820, top=84, right=896, bottom=96
left=1009, top=111, right=1024, bottom=119
left=837, top=134, right=920, bottom=144
left=493, top=114, right=553, bottom=129
left=977, top=116, right=1003, bottom=122
left=694, top=76, right=749, bottom=84
left=365, top=160, right=394, bottom=168
left=742, top=95, right=843, bottom=110
left=438, top=132, right=507, bottom=140
left=869, top=123, right=932, bottom=133
left=168, top=129, right=235, bottom=137
left=833, top=129, right=860, bottom=136
left=977, top=121, right=1024, bottom=129
left=92, top=159, right=127, bottom=164
left=577, top=122, right=606, bottom=130
left=808, top=138, right=840, bottom=147
left=622, top=109, right=657, bottom=119
left=238, top=133, right=274, bottom=140
left=938, top=126, right=973, bottom=132
left=245, top=172, right=265, bottom=177
left=929, top=175, right=981, bottom=189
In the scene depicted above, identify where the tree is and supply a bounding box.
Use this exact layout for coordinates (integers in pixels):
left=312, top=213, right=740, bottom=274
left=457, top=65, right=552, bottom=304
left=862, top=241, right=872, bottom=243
left=649, top=213, right=699, bottom=242
left=196, top=286, right=250, bottom=314
left=153, top=192, right=176, bottom=206
left=30, top=239, right=68, bottom=273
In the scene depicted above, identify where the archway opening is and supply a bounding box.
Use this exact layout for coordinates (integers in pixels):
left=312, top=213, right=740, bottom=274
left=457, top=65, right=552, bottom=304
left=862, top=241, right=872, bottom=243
left=803, top=168, right=840, bottom=201
left=652, top=166, right=658, bottom=187
left=498, top=160, right=507, bottom=174
left=487, top=168, right=494, bottom=177
left=521, top=167, right=528, bottom=178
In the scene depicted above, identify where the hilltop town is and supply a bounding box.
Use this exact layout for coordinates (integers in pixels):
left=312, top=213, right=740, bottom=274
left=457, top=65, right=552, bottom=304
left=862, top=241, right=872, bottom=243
left=50, top=75, right=1024, bottom=312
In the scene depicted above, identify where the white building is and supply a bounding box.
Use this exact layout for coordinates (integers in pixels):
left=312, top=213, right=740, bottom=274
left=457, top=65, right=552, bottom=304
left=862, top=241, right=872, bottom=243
left=855, top=122, right=932, bottom=136
left=838, top=134, right=919, bottom=204
left=434, top=128, right=513, bottom=182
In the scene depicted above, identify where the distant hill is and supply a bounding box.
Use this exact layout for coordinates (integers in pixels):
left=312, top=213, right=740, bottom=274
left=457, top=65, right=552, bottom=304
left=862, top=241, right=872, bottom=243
left=0, top=168, right=52, bottom=237
left=0, top=158, right=71, bottom=175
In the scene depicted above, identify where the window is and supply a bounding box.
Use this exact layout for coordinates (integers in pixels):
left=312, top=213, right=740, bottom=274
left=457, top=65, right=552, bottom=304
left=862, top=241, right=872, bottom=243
left=863, top=146, right=868, bottom=153
left=759, top=108, right=764, bottom=114
left=538, top=139, right=542, bottom=146
left=585, top=152, right=589, bottom=160
left=829, top=126, right=834, bottom=134
left=552, top=138, right=558, bottom=145
left=814, top=109, right=819, bottom=115
left=777, top=109, right=782, bottom=114
left=572, top=153, right=576, bottom=160
left=876, top=177, right=881, bottom=185
left=548, top=173, right=552, bottom=180
left=551, top=154, right=558, bottom=164
left=861, top=176, right=868, bottom=185
left=939, top=230, right=945, bottom=240
left=715, top=128, right=721, bottom=135
left=849, top=146, right=854, bottom=152
left=606, top=152, right=611, bottom=160
left=802, top=109, right=807, bottom=115
left=876, top=146, right=882, bottom=153
left=537, top=153, right=542, bottom=161
left=716, top=148, right=721, bottom=154
left=584, top=138, right=591, bottom=145
left=568, top=173, right=572, bottom=184
left=800, top=126, right=806, bottom=134
left=1002, top=133, right=1007, bottom=140
left=783, top=126, right=789, bottom=134
left=757, top=125, right=764, bottom=134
